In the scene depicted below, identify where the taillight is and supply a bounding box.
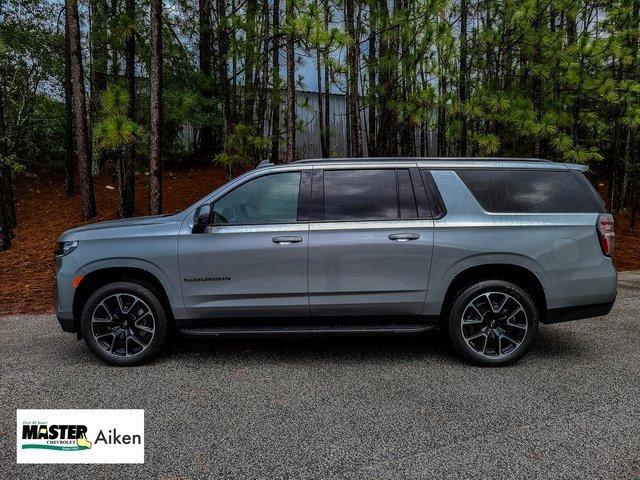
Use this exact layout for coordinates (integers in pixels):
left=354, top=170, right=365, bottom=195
left=596, top=214, right=615, bottom=257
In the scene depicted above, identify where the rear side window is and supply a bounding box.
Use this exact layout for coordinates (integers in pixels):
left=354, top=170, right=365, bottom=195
left=324, top=169, right=398, bottom=221
left=457, top=169, right=598, bottom=213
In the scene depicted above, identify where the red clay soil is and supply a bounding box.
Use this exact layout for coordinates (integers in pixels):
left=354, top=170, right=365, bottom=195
left=610, top=214, right=640, bottom=271
left=0, top=165, right=639, bottom=315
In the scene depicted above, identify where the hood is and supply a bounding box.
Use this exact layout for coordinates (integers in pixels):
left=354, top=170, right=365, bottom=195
left=59, top=214, right=176, bottom=241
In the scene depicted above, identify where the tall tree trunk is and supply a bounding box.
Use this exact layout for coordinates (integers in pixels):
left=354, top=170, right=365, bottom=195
left=419, top=60, right=428, bottom=156
left=270, top=0, right=281, bottom=163
left=66, top=0, right=96, bottom=220
left=458, top=0, right=468, bottom=156
left=0, top=74, right=11, bottom=250
left=620, top=0, right=640, bottom=210
left=231, top=0, right=238, bottom=125
left=345, top=69, right=352, bottom=157
left=398, top=1, right=414, bottom=156
left=531, top=0, right=542, bottom=157
left=314, top=1, right=326, bottom=157
left=285, top=0, right=296, bottom=162
left=622, top=130, right=632, bottom=205
left=0, top=178, right=9, bottom=250
left=111, top=0, right=120, bottom=81
left=323, top=0, right=331, bottom=155
left=1, top=163, right=15, bottom=229
left=437, top=75, right=447, bottom=156
left=315, top=1, right=328, bottom=158
left=89, top=0, right=108, bottom=122
left=149, top=0, right=163, bottom=215
left=566, top=8, right=576, bottom=45
left=217, top=0, right=233, bottom=136
left=120, top=0, right=136, bottom=218
left=630, top=135, right=638, bottom=230
left=64, top=7, right=76, bottom=198
left=255, top=0, right=270, bottom=138
left=483, top=0, right=493, bottom=138
left=345, top=0, right=363, bottom=157
left=0, top=68, right=16, bottom=228
left=377, top=0, right=397, bottom=156
left=316, top=46, right=327, bottom=157
left=630, top=185, right=638, bottom=231
left=367, top=0, right=377, bottom=157
left=198, top=0, right=214, bottom=153
left=243, top=0, right=257, bottom=125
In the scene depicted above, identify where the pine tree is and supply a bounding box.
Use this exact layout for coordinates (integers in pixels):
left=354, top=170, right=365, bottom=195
left=66, top=0, right=96, bottom=220
left=149, top=0, right=163, bottom=215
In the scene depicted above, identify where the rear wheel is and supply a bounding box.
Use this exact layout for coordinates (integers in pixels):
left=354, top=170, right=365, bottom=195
left=448, top=280, right=539, bottom=366
left=81, top=282, right=168, bottom=366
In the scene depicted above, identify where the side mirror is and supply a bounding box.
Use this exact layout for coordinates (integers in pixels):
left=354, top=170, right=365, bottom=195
left=192, top=204, right=211, bottom=233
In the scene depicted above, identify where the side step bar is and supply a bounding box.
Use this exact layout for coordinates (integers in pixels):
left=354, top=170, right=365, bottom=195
left=179, top=324, right=436, bottom=338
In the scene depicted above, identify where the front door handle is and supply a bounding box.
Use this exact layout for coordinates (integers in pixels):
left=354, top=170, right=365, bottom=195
left=388, top=233, right=420, bottom=242
left=272, top=236, right=303, bottom=245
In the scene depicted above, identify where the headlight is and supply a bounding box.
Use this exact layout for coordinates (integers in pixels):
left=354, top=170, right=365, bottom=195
left=54, top=241, right=79, bottom=257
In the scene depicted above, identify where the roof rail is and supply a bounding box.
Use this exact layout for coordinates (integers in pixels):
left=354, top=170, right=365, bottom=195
left=293, top=157, right=553, bottom=164
left=256, top=159, right=274, bottom=168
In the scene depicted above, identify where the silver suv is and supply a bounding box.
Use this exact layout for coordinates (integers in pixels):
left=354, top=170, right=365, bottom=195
left=55, top=158, right=617, bottom=366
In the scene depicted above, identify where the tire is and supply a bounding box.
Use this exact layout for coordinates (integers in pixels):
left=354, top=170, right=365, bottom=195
left=448, top=280, right=539, bottom=367
left=81, top=281, right=168, bottom=366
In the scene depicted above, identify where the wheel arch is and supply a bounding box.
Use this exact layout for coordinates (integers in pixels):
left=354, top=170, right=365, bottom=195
left=440, top=263, right=548, bottom=326
left=73, top=267, right=175, bottom=335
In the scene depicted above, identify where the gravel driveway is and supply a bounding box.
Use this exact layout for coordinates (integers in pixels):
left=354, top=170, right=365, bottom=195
left=1, top=272, right=639, bottom=479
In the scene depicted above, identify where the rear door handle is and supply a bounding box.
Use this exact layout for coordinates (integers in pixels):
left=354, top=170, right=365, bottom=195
left=272, top=236, right=303, bottom=245
left=388, top=233, right=420, bottom=242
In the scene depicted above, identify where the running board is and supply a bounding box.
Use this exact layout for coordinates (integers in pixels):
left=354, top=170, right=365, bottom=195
left=179, top=324, right=436, bottom=338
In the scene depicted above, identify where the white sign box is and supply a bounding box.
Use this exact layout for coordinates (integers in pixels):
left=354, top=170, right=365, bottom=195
left=16, top=409, right=144, bottom=464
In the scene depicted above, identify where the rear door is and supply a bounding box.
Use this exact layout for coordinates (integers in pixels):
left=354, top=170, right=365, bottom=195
left=179, top=169, right=311, bottom=319
left=308, top=166, right=435, bottom=317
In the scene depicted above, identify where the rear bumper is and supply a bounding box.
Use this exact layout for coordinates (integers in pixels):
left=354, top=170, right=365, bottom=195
left=57, top=315, right=77, bottom=333
left=544, top=299, right=615, bottom=324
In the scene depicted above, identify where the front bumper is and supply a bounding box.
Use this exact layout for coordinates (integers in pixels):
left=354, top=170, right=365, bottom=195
left=57, top=314, right=77, bottom=333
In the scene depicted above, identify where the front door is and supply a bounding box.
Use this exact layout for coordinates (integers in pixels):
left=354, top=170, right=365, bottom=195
left=179, top=170, right=310, bottom=319
left=308, top=168, right=434, bottom=317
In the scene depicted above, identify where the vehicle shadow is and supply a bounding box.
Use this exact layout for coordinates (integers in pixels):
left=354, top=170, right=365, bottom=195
left=528, top=325, right=590, bottom=360
left=166, top=331, right=455, bottom=363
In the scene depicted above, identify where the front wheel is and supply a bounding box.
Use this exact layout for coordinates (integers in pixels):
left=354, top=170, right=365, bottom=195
left=81, top=282, right=168, bottom=366
left=448, top=280, right=539, bottom=366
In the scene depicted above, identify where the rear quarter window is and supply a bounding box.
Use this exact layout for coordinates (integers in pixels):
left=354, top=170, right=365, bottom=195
left=571, top=170, right=607, bottom=213
left=457, top=169, right=599, bottom=213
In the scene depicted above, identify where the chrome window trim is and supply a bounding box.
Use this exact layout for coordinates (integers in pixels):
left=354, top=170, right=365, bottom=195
left=206, top=223, right=308, bottom=234
left=310, top=220, right=433, bottom=231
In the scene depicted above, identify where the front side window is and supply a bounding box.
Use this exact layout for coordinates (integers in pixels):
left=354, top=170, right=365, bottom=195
left=213, top=172, right=301, bottom=225
left=323, top=169, right=398, bottom=221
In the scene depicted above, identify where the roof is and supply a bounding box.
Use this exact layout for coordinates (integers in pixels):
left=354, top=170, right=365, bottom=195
left=273, top=157, right=589, bottom=172
left=293, top=157, right=552, bottom=164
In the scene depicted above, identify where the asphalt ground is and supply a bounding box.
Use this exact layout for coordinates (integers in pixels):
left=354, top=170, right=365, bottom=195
left=1, top=271, right=639, bottom=479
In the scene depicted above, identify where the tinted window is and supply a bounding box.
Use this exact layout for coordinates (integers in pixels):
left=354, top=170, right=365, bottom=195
left=397, top=169, right=418, bottom=218
left=457, top=169, right=596, bottom=213
left=324, top=169, right=398, bottom=221
left=420, top=170, right=447, bottom=218
left=213, top=172, right=301, bottom=225
left=571, top=170, right=607, bottom=213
